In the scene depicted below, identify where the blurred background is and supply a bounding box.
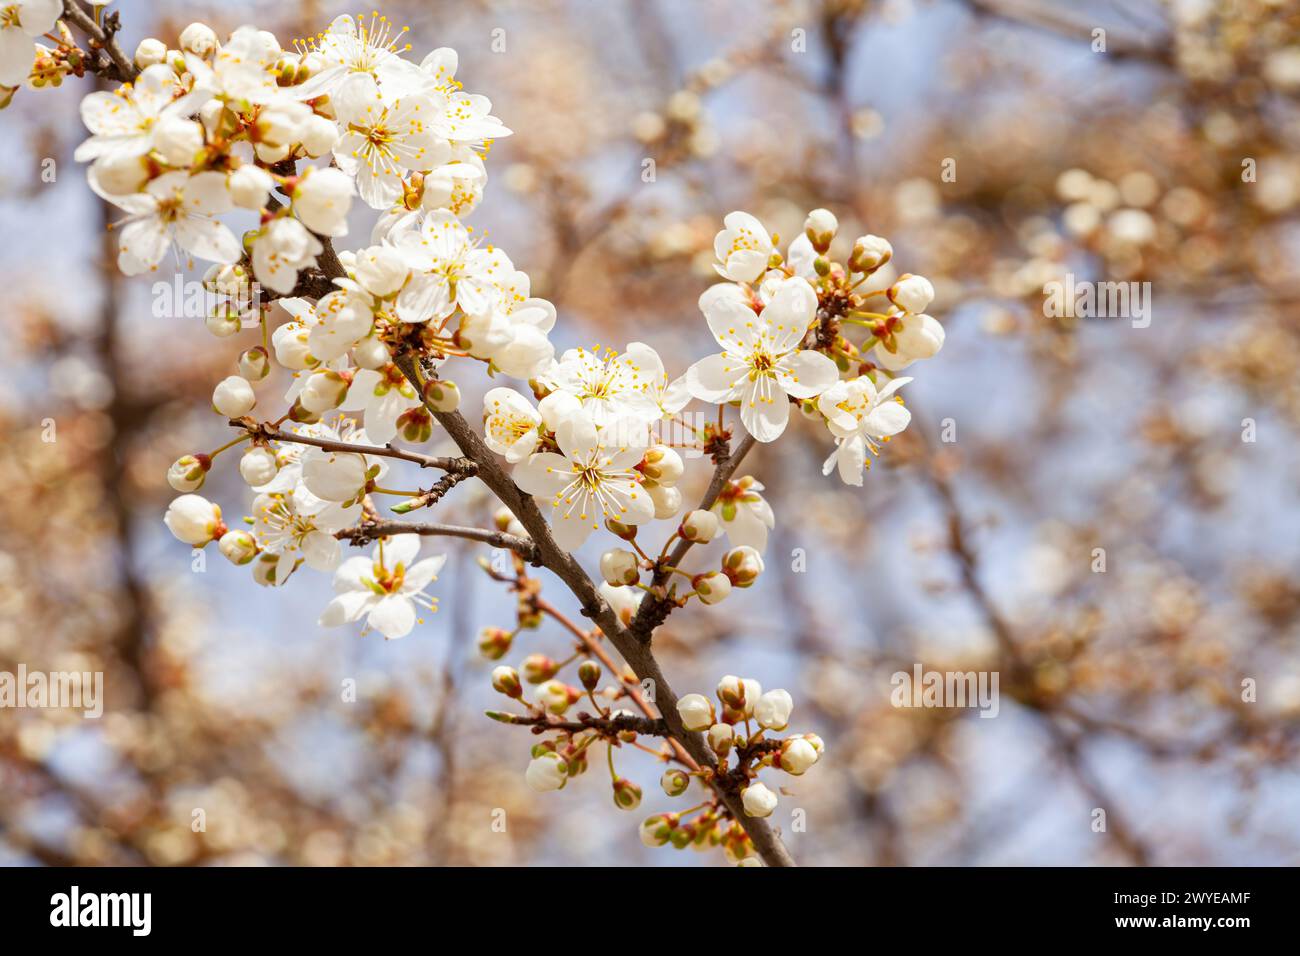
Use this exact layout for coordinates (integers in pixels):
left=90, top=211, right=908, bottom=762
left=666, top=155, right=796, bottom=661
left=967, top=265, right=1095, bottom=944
left=2, top=0, right=1300, bottom=866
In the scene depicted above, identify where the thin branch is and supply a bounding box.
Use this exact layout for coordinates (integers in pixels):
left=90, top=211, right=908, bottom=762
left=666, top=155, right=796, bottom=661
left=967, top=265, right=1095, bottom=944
left=61, top=1, right=137, bottom=82
left=488, top=711, right=670, bottom=738
left=337, top=520, right=537, bottom=559
left=628, top=432, right=757, bottom=641
left=229, top=418, right=476, bottom=474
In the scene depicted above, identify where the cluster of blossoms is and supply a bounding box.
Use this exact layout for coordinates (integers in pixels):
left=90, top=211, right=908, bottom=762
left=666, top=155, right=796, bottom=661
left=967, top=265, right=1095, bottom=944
left=41, top=8, right=942, bottom=863
left=645, top=678, right=822, bottom=862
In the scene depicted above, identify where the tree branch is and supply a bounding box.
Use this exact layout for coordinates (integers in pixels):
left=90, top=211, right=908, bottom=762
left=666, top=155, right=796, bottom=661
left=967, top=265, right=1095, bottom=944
left=628, top=433, right=757, bottom=641
left=229, top=418, right=477, bottom=474
left=337, top=519, right=538, bottom=560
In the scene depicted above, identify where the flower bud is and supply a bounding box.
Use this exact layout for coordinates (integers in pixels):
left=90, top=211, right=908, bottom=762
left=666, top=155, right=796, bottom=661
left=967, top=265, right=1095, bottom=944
left=524, top=751, right=568, bottom=792
left=599, top=548, right=640, bottom=587
left=238, top=346, right=270, bottom=381
left=396, top=407, right=433, bottom=443
left=351, top=333, right=390, bottom=369
left=422, top=378, right=460, bottom=412
left=490, top=665, right=522, bottom=699
left=299, top=369, right=349, bottom=414
left=218, top=529, right=258, bottom=566
left=163, top=494, right=224, bottom=546
left=804, top=207, right=838, bottom=253
left=692, top=571, right=731, bottom=605
left=680, top=509, right=718, bottom=543
left=578, top=660, right=601, bottom=691
left=802, top=732, right=825, bottom=755
left=707, top=722, right=733, bottom=757
left=660, top=769, right=690, bottom=797
left=676, top=693, right=715, bottom=732
left=639, top=813, right=676, bottom=847
left=722, top=545, right=764, bottom=587
left=850, top=234, right=892, bottom=273
left=521, top=654, right=560, bottom=684
left=251, top=553, right=284, bottom=587
left=477, top=626, right=513, bottom=660
left=212, top=376, right=256, bottom=418
left=778, top=736, right=819, bottom=776
left=717, top=675, right=761, bottom=719
left=647, top=482, right=682, bottom=520
left=741, top=782, right=778, bottom=818
left=205, top=305, right=243, bottom=338
left=640, top=445, right=683, bottom=485
left=167, top=454, right=210, bottom=493
left=604, top=517, right=637, bottom=540
left=754, top=688, right=793, bottom=731
left=134, top=37, right=168, bottom=69
left=228, top=164, right=273, bottom=210
left=179, top=22, right=218, bottom=58
left=612, top=777, right=642, bottom=811
left=239, top=446, right=279, bottom=487
left=299, top=113, right=341, bottom=158
left=536, top=679, right=575, bottom=715
left=888, top=273, right=935, bottom=314
left=152, top=114, right=204, bottom=167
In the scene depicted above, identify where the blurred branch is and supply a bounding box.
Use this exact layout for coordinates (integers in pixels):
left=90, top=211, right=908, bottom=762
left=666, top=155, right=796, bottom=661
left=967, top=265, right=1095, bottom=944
left=961, top=0, right=1175, bottom=66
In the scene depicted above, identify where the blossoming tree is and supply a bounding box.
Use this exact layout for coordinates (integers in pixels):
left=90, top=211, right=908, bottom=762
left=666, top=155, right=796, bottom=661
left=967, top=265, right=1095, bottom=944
left=15, top=3, right=943, bottom=866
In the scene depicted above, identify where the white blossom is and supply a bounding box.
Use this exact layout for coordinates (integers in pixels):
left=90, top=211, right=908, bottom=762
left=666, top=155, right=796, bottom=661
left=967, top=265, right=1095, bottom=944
left=318, top=535, right=445, bottom=639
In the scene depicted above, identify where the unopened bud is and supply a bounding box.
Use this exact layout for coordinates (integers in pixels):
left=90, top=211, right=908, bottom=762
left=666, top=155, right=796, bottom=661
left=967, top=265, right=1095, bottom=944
left=605, top=517, right=637, bottom=540
left=707, top=722, right=734, bottom=757
left=578, top=660, right=601, bottom=691
left=612, top=777, right=642, bottom=811
left=849, top=234, right=892, bottom=273
left=536, top=679, right=576, bottom=715
left=167, top=454, right=210, bottom=493
left=722, top=545, right=764, bottom=587
left=396, top=406, right=433, bottom=443
left=522, top=654, right=560, bottom=684
left=661, top=768, right=691, bottom=797
left=679, top=509, right=719, bottom=544
left=599, top=548, right=640, bottom=587
left=692, top=571, right=731, bottom=605
left=477, top=626, right=513, bottom=660
left=804, top=207, right=838, bottom=253
left=218, top=529, right=258, bottom=566
left=640, top=445, right=683, bottom=485
left=491, top=665, right=522, bottom=699
left=422, top=378, right=460, bottom=412
left=238, top=346, right=270, bottom=381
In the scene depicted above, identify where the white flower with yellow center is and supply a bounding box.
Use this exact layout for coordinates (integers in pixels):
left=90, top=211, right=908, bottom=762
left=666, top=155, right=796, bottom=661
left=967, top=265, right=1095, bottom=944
left=542, top=342, right=665, bottom=427
left=292, top=13, right=432, bottom=100
left=332, top=73, right=445, bottom=209
left=249, top=490, right=346, bottom=577
left=513, top=411, right=653, bottom=551
left=713, top=210, right=774, bottom=283
left=685, top=277, right=838, bottom=442
left=816, top=375, right=911, bottom=485
left=393, top=209, right=514, bottom=322
left=482, top=387, right=542, bottom=463
left=76, top=63, right=196, bottom=162
left=105, top=171, right=240, bottom=275
left=318, top=536, right=446, bottom=639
